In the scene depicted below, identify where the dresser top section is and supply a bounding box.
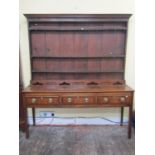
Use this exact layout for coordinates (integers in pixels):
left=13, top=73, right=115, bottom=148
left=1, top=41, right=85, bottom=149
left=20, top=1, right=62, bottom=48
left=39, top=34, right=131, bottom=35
left=25, top=14, right=132, bottom=83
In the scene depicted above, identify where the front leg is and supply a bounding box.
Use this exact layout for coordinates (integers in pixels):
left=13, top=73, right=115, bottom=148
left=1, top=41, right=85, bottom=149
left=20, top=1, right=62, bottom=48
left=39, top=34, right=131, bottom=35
left=128, top=105, right=133, bottom=139
left=32, top=108, right=36, bottom=126
left=24, top=107, right=29, bottom=139
left=120, top=107, right=124, bottom=126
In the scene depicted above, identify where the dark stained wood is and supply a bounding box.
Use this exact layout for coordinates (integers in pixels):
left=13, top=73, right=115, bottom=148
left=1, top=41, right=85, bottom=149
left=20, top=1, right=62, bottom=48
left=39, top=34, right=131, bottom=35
left=23, top=103, right=29, bottom=139
left=120, top=107, right=124, bottom=126
left=128, top=93, right=133, bottom=138
left=30, top=31, right=126, bottom=80
left=19, top=52, right=25, bottom=131
left=30, top=79, right=126, bottom=86
left=32, top=108, right=36, bottom=126
left=22, top=14, right=134, bottom=139
left=28, top=15, right=127, bottom=81
left=24, top=14, right=131, bottom=22
left=19, top=83, right=25, bottom=131
left=23, top=84, right=133, bottom=93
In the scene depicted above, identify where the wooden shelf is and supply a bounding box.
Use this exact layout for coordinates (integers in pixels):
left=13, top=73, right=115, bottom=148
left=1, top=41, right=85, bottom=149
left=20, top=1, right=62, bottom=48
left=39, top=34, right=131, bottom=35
left=29, top=27, right=127, bottom=31
left=31, top=55, right=125, bottom=59
left=32, top=70, right=124, bottom=73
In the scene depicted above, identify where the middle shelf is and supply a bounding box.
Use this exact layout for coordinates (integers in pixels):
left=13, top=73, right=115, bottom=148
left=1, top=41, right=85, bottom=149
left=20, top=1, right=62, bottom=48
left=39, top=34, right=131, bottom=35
left=31, top=55, right=125, bottom=59
left=32, top=70, right=124, bottom=73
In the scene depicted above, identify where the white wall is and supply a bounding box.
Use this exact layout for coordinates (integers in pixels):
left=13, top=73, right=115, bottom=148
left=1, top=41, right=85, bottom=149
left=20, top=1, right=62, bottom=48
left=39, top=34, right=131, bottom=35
left=19, top=0, right=134, bottom=117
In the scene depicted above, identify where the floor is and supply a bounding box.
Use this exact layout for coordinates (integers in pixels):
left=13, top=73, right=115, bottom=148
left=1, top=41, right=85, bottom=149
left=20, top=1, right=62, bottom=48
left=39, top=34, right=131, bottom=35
left=28, top=116, right=128, bottom=125
left=19, top=125, right=135, bottom=155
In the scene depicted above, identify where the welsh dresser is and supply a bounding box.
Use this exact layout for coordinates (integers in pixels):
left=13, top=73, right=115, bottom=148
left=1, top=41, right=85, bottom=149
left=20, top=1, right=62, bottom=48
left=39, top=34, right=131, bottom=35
left=22, top=14, right=134, bottom=139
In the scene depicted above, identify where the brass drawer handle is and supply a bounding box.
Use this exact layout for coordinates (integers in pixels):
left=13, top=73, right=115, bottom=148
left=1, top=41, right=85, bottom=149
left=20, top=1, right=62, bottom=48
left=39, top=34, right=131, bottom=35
left=67, top=97, right=72, bottom=103
left=48, top=98, right=53, bottom=103
left=31, top=98, right=36, bottom=103
left=84, top=97, right=89, bottom=103
left=103, top=97, right=109, bottom=103
left=120, top=97, right=126, bottom=102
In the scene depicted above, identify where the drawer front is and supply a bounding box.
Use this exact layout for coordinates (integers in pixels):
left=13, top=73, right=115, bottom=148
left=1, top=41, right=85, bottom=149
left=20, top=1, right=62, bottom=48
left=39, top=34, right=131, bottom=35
left=77, top=96, right=95, bottom=104
left=41, top=96, right=59, bottom=104
left=26, top=96, right=59, bottom=105
left=62, top=96, right=96, bottom=105
left=97, top=94, right=131, bottom=105
left=26, top=97, right=41, bottom=104
left=112, top=95, right=131, bottom=104
left=62, top=96, right=77, bottom=104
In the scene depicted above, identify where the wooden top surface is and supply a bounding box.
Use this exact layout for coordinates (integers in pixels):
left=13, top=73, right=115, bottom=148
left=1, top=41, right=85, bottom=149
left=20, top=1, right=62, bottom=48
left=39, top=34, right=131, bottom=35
left=24, top=14, right=131, bottom=18
left=22, top=84, right=133, bottom=93
left=24, top=14, right=132, bottom=22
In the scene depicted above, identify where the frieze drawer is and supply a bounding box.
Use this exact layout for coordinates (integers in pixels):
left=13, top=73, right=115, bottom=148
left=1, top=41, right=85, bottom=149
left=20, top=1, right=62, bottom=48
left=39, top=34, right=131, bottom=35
left=62, top=96, right=96, bottom=105
left=62, top=96, right=77, bottom=104
left=97, top=94, right=132, bottom=105
left=25, top=96, right=59, bottom=105
left=77, top=96, right=96, bottom=104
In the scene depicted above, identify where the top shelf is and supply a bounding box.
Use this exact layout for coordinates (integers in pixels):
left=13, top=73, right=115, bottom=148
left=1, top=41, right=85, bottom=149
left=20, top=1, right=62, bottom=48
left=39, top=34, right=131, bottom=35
left=25, top=14, right=131, bottom=23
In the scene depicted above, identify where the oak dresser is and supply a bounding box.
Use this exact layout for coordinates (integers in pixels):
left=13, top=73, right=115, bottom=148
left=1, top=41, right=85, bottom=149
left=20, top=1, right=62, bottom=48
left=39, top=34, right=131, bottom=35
left=22, top=14, right=134, bottom=139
